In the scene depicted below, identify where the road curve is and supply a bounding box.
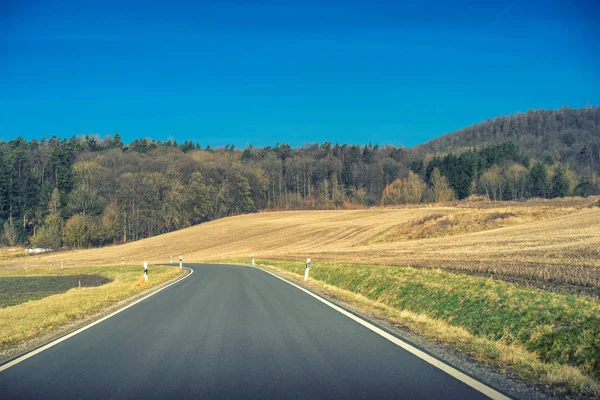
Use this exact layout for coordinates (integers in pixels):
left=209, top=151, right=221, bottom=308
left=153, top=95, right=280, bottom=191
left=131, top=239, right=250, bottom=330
left=0, top=264, right=499, bottom=399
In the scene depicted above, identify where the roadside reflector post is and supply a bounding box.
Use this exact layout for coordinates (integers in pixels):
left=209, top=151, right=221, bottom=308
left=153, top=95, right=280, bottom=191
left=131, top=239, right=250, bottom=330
left=78, top=280, right=81, bottom=289
left=144, top=262, right=148, bottom=283
left=60, top=261, right=63, bottom=269
left=24, top=263, right=28, bottom=270
left=304, top=258, right=311, bottom=281
left=122, top=257, right=125, bottom=266
left=170, top=256, right=173, bottom=264
left=252, top=253, right=255, bottom=266
left=179, top=256, right=182, bottom=269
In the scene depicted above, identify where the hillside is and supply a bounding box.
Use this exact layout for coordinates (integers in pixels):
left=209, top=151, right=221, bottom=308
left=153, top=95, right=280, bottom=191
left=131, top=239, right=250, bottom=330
left=416, top=106, right=600, bottom=174
left=1, top=106, right=598, bottom=251
left=3, top=198, right=599, bottom=291
left=4, top=199, right=600, bottom=396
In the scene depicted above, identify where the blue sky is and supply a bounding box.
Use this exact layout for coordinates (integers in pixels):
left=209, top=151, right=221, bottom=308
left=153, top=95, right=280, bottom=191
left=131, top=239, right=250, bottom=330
left=1, top=0, right=598, bottom=148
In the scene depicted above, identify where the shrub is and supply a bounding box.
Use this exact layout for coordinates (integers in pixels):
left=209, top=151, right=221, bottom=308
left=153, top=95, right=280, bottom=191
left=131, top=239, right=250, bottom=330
left=62, top=214, right=103, bottom=248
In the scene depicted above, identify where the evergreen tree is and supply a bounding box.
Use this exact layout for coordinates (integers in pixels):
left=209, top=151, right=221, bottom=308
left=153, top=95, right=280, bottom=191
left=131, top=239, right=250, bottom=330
left=109, top=133, right=124, bottom=149
left=550, top=165, right=574, bottom=198
left=241, top=146, right=254, bottom=162
left=530, top=162, right=550, bottom=198
left=573, top=179, right=595, bottom=197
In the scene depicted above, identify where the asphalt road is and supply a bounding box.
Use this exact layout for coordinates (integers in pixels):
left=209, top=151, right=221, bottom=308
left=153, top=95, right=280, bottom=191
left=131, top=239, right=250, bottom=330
left=0, top=264, right=497, bottom=399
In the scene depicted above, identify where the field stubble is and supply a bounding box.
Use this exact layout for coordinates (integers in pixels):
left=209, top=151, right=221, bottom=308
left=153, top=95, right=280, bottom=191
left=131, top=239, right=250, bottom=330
left=3, top=197, right=598, bottom=291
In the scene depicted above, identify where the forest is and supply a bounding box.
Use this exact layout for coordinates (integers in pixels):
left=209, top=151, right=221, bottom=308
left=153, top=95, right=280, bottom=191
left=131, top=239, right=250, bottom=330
left=0, top=106, right=598, bottom=248
left=417, top=106, right=600, bottom=172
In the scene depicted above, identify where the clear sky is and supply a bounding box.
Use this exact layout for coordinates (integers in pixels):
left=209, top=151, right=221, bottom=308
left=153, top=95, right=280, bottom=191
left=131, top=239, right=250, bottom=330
left=1, top=0, right=598, bottom=148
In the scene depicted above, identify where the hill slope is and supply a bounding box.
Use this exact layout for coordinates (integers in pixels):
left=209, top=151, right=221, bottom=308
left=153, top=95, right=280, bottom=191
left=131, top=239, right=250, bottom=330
left=416, top=106, right=600, bottom=174
left=4, top=198, right=599, bottom=290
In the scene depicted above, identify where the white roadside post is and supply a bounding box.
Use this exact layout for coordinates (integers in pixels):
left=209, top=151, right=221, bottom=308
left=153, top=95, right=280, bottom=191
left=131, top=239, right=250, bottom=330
left=144, top=262, right=148, bottom=283
left=122, top=257, right=125, bottom=266
left=60, top=261, right=63, bottom=269
left=251, top=253, right=255, bottom=266
left=170, top=256, right=173, bottom=264
left=24, top=263, right=28, bottom=270
left=304, top=258, right=311, bottom=281
left=179, top=256, right=183, bottom=269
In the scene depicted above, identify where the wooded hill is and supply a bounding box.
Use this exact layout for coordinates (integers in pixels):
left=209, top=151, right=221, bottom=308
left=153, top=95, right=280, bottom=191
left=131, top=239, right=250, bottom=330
left=417, top=106, right=600, bottom=175
left=0, top=106, right=598, bottom=249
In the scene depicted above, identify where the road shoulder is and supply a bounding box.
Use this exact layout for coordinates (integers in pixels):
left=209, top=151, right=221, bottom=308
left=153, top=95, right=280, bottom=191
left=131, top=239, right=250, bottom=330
left=0, top=267, right=191, bottom=366
left=246, top=263, right=560, bottom=400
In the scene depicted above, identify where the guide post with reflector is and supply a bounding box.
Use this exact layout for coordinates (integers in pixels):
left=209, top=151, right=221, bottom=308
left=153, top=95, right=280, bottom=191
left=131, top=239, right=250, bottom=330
left=304, top=258, right=311, bottom=281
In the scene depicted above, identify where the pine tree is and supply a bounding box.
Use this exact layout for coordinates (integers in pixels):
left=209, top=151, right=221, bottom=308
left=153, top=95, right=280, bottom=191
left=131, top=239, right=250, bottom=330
left=530, top=162, right=549, bottom=198
left=550, top=165, right=574, bottom=198
left=111, top=133, right=124, bottom=149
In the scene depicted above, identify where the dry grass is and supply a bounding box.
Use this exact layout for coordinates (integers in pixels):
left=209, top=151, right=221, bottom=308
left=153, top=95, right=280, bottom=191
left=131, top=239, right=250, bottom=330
left=0, top=266, right=183, bottom=352
left=365, top=206, right=581, bottom=244
left=2, top=197, right=597, bottom=289
left=0, top=248, right=25, bottom=260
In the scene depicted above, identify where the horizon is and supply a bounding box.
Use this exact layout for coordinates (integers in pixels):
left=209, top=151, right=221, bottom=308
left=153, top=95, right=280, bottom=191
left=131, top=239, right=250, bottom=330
left=1, top=0, right=599, bottom=148
left=2, top=104, right=598, bottom=150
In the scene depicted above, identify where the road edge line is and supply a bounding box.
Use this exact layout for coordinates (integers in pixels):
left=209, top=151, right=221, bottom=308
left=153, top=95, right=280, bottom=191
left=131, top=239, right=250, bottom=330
left=259, top=267, right=511, bottom=400
left=0, top=267, right=194, bottom=373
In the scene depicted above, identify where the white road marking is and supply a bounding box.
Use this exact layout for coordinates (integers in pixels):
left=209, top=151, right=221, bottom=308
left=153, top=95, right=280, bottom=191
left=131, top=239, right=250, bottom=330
left=260, top=268, right=511, bottom=400
left=2, top=262, right=511, bottom=400
left=0, top=268, right=194, bottom=373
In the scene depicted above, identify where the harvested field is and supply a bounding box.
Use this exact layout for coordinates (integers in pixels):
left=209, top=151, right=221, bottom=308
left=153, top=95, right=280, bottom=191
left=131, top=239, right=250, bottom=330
left=1, top=198, right=598, bottom=290
left=365, top=206, right=582, bottom=243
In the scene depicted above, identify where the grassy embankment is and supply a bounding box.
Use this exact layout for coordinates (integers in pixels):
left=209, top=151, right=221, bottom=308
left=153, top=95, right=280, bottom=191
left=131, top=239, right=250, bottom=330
left=218, top=258, right=600, bottom=397
left=0, top=265, right=184, bottom=353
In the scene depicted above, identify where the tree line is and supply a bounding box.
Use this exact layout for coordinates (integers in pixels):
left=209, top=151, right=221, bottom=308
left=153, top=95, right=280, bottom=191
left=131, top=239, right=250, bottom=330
left=381, top=142, right=587, bottom=206
left=418, top=106, right=600, bottom=178
left=1, top=107, right=598, bottom=249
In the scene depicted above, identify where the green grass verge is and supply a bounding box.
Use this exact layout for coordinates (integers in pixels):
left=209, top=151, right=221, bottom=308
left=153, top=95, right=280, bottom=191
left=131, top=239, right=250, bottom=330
left=0, top=275, right=111, bottom=308
left=218, top=258, right=600, bottom=396
left=0, top=265, right=184, bottom=351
